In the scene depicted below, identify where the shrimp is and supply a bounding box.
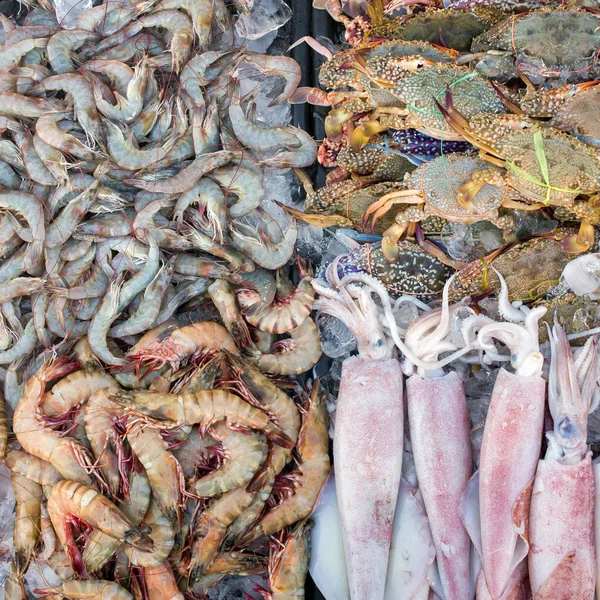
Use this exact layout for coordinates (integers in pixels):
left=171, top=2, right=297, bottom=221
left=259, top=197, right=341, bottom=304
left=36, top=111, right=96, bottom=160
left=267, top=521, right=312, bottom=600
left=223, top=480, right=274, bottom=549
left=0, top=277, right=45, bottom=304
left=0, top=92, right=64, bottom=118
left=126, top=418, right=185, bottom=525
left=35, top=73, right=102, bottom=147
left=188, top=486, right=256, bottom=580
left=13, top=358, right=101, bottom=485
left=110, top=258, right=174, bottom=338
left=225, top=354, right=301, bottom=491
left=125, top=499, right=176, bottom=567
left=260, top=128, right=318, bottom=169
left=111, top=388, right=293, bottom=448
left=157, top=0, right=212, bottom=50
left=126, top=321, right=237, bottom=371
left=104, top=120, right=181, bottom=170
left=35, top=580, right=133, bottom=599
left=10, top=471, right=42, bottom=560
left=242, top=54, right=302, bottom=106
left=82, top=469, right=152, bottom=573
left=230, top=212, right=297, bottom=271
left=42, top=368, right=119, bottom=447
left=47, top=29, right=98, bottom=74
left=92, top=57, right=148, bottom=123
left=208, top=279, right=251, bottom=348
left=47, top=480, right=153, bottom=577
left=173, top=178, right=226, bottom=237
left=228, top=94, right=300, bottom=151
left=126, top=150, right=240, bottom=194
left=208, top=164, right=264, bottom=218
left=0, top=389, right=7, bottom=461
left=0, top=191, right=45, bottom=274
left=82, top=59, right=134, bottom=95
left=180, top=50, right=238, bottom=106
left=243, top=382, right=330, bottom=543
left=6, top=450, right=62, bottom=486
left=193, top=420, right=268, bottom=498
left=87, top=276, right=129, bottom=366
left=237, top=276, right=315, bottom=334
left=83, top=390, right=128, bottom=495
left=253, top=317, right=323, bottom=376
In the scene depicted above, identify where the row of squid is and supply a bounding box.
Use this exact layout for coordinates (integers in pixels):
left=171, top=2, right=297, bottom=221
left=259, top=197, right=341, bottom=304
left=306, top=257, right=600, bottom=600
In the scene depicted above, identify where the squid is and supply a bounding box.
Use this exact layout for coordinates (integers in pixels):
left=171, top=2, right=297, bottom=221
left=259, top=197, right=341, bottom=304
left=400, top=278, right=473, bottom=600
left=528, top=324, right=598, bottom=598
left=312, top=263, right=403, bottom=600
left=471, top=272, right=547, bottom=599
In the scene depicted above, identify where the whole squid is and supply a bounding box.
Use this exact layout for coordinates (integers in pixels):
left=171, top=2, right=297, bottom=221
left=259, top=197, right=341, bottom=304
left=475, top=273, right=547, bottom=599
left=528, top=324, right=598, bottom=598
left=401, top=279, right=473, bottom=600
left=313, top=265, right=404, bottom=600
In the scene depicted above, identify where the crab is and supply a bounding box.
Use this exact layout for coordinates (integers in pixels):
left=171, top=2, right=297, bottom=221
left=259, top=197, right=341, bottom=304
left=510, top=80, right=600, bottom=149
left=536, top=293, right=600, bottom=344
left=361, top=153, right=529, bottom=260
left=366, top=6, right=505, bottom=52
left=439, top=101, right=600, bottom=253
left=322, top=239, right=455, bottom=298
left=448, top=229, right=589, bottom=302
left=471, top=7, right=600, bottom=85
left=318, top=129, right=471, bottom=178
left=349, top=63, right=507, bottom=149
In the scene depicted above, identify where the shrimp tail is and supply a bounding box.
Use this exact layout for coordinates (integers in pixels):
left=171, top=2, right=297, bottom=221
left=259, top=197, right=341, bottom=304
left=263, top=424, right=294, bottom=449
left=124, top=526, right=154, bottom=552
left=247, top=464, right=275, bottom=493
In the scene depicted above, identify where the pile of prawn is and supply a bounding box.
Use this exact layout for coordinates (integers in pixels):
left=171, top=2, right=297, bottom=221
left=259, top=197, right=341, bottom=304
left=0, top=0, right=328, bottom=597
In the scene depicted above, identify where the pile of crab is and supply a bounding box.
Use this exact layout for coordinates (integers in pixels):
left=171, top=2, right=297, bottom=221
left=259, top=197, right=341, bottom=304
left=285, top=0, right=600, bottom=335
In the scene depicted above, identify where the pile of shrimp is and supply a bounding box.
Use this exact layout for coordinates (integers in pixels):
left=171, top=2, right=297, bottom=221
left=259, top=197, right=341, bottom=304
left=0, top=0, right=329, bottom=597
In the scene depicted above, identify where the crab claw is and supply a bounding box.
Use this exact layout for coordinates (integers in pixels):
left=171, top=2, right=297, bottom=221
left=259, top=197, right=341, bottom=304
left=381, top=223, right=407, bottom=261
left=325, top=108, right=353, bottom=139
left=275, top=201, right=353, bottom=229
left=559, top=221, right=595, bottom=254
left=289, top=87, right=332, bottom=106
left=350, top=120, right=388, bottom=151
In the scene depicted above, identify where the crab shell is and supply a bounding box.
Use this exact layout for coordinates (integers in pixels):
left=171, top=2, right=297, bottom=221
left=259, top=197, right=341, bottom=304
left=394, top=64, right=506, bottom=140
left=325, top=240, right=454, bottom=298
left=472, top=7, right=600, bottom=85
left=549, top=85, right=600, bottom=149
left=494, top=128, right=600, bottom=207
left=405, top=153, right=508, bottom=221
left=317, top=40, right=452, bottom=91
left=380, top=6, right=504, bottom=52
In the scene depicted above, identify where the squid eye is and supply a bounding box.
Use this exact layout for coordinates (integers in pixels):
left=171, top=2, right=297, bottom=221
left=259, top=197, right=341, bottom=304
left=558, top=417, right=576, bottom=440
left=376, top=339, right=384, bottom=347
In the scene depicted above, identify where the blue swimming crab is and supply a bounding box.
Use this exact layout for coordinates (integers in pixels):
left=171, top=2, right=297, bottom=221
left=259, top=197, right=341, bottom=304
left=471, top=7, right=600, bottom=85
left=439, top=101, right=600, bottom=253
left=348, top=63, right=507, bottom=150
left=318, top=239, right=454, bottom=298
left=361, top=153, right=524, bottom=260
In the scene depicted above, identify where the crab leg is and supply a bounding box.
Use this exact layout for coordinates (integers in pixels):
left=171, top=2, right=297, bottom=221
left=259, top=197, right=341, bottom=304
left=476, top=312, right=546, bottom=599
left=528, top=325, right=597, bottom=599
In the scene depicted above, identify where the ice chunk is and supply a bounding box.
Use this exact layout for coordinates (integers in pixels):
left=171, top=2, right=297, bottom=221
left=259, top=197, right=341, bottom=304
left=234, top=0, right=292, bottom=40
left=208, top=574, right=266, bottom=599
left=561, top=253, right=600, bottom=298
left=52, top=0, right=92, bottom=29
left=464, top=367, right=497, bottom=429
left=394, top=302, right=419, bottom=331
left=317, top=313, right=357, bottom=358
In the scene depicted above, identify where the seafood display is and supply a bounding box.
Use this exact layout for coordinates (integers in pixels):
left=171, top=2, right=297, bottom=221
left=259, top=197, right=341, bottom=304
left=1, top=0, right=600, bottom=598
